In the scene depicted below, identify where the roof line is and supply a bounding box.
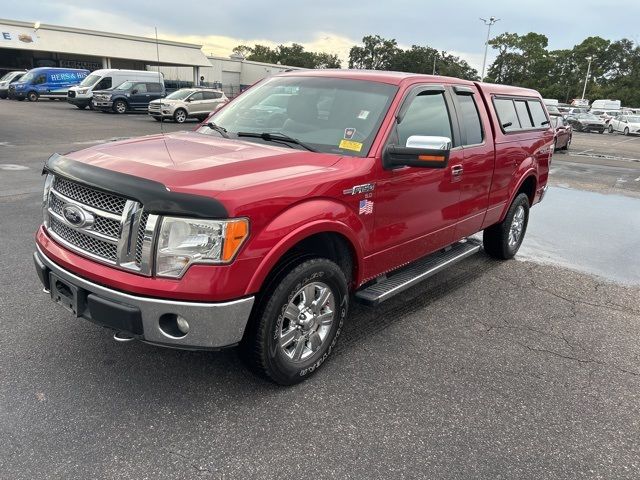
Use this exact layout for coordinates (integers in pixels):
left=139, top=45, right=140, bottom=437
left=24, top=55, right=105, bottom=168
left=0, top=18, right=204, bottom=49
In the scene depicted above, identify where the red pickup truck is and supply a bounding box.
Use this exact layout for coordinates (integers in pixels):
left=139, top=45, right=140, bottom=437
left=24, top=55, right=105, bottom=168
left=34, top=71, right=553, bottom=384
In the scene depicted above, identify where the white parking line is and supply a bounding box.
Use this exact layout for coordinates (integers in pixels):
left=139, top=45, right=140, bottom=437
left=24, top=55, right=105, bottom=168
left=635, top=176, right=640, bottom=182
left=610, top=136, right=640, bottom=146
left=0, top=164, right=29, bottom=171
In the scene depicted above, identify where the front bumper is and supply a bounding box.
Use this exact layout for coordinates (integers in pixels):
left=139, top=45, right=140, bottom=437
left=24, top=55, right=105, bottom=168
left=67, top=97, right=91, bottom=108
left=34, top=247, right=255, bottom=349
left=92, top=100, right=113, bottom=109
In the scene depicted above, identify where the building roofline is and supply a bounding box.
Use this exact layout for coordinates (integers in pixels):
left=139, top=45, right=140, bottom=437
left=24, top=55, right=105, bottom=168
left=0, top=18, right=204, bottom=50
left=206, top=54, right=303, bottom=70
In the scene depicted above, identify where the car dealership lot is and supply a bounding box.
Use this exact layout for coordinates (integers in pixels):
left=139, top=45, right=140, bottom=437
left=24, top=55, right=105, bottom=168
left=1, top=100, right=640, bottom=479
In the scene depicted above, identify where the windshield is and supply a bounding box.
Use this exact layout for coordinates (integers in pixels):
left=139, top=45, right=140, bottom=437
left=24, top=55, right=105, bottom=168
left=79, top=74, right=101, bottom=87
left=166, top=89, right=194, bottom=100
left=19, top=72, right=34, bottom=83
left=627, top=116, right=640, bottom=123
left=198, top=76, right=397, bottom=157
left=114, top=81, right=134, bottom=91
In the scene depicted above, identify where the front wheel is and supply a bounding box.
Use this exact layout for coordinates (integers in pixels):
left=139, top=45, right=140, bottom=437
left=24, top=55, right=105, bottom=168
left=624, top=127, right=630, bottom=136
left=483, top=193, right=530, bottom=260
left=608, top=124, right=614, bottom=133
left=241, top=258, right=348, bottom=385
left=113, top=100, right=127, bottom=114
left=173, top=108, right=187, bottom=123
left=27, top=91, right=38, bottom=102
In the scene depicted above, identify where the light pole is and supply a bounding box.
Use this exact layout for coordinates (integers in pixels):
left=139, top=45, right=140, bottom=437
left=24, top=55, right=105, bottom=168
left=480, top=16, right=499, bottom=82
left=581, top=56, right=593, bottom=101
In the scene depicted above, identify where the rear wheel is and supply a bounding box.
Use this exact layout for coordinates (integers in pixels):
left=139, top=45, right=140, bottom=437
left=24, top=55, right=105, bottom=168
left=173, top=108, right=187, bottom=123
left=624, top=127, right=630, bottom=136
left=608, top=124, right=614, bottom=133
left=483, top=193, right=530, bottom=260
left=27, top=91, right=38, bottom=102
left=241, top=258, right=348, bottom=385
left=113, top=100, right=127, bottom=114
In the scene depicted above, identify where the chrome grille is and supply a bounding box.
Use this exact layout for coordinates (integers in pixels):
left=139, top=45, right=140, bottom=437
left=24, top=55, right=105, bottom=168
left=53, top=177, right=127, bottom=214
left=44, top=175, right=158, bottom=276
left=149, top=103, right=161, bottom=111
left=50, top=217, right=118, bottom=261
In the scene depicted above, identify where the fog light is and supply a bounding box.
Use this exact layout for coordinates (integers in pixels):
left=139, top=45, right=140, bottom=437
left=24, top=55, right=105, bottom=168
left=176, top=315, right=190, bottom=334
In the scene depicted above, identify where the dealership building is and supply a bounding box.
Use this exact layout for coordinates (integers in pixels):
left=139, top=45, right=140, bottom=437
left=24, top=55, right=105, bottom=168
left=0, top=18, right=300, bottom=94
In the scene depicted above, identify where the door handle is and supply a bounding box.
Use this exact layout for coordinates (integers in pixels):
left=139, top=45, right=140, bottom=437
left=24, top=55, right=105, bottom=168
left=451, top=165, right=463, bottom=183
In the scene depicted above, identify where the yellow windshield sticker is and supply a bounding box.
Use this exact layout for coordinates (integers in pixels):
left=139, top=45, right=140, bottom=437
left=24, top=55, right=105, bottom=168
left=339, top=139, right=363, bottom=152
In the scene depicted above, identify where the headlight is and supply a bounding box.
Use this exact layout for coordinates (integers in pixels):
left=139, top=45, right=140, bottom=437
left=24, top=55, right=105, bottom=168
left=156, top=217, right=249, bottom=278
left=78, top=88, right=88, bottom=94
left=42, top=174, right=54, bottom=227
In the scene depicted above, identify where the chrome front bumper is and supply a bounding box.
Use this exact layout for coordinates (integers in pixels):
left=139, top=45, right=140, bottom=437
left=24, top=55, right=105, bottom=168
left=35, top=246, right=254, bottom=349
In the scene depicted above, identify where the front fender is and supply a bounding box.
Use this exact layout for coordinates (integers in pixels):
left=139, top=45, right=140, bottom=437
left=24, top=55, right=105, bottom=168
left=244, top=199, right=367, bottom=295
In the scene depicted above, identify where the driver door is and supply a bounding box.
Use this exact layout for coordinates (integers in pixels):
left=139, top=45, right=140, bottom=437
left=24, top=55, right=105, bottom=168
left=370, top=85, right=463, bottom=275
left=129, top=82, right=148, bottom=109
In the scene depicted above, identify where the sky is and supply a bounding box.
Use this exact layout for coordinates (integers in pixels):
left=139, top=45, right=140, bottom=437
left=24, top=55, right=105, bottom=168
left=3, top=0, right=639, bottom=73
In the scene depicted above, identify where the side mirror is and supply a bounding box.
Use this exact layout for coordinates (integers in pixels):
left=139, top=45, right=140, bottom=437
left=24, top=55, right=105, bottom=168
left=383, top=136, right=451, bottom=169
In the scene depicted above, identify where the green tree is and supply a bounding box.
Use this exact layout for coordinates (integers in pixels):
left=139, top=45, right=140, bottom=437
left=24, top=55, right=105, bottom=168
left=231, top=43, right=341, bottom=69
left=348, top=35, right=400, bottom=69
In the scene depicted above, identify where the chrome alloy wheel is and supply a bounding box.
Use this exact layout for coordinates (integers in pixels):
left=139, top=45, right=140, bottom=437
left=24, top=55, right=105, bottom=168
left=174, top=109, right=187, bottom=123
left=278, top=281, right=335, bottom=363
left=508, top=205, right=526, bottom=247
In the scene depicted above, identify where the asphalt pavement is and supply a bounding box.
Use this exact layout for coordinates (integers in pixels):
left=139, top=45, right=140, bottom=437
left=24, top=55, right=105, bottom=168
left=1, top=100, right=639, bottom=479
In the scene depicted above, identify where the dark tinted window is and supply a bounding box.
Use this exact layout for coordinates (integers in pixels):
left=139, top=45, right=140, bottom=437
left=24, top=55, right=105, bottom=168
left=494, top=98, right=520, bottom=131
left=34, top=75, right=46, bottom=85
left=514, top=100, right=534, bottom=127
left=189, top=92, right=204, bottom=101
left=456, top=94, right=483, bottom=145
left=146, top=83, right=162, bottom=93
left=397, top=92, right=452, bottom=146
left=528, top=100, right=549, bottom=127
left=95, top=77, right=111, bottom=90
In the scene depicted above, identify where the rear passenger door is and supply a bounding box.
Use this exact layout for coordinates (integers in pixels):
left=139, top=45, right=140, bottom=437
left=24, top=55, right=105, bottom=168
left=146, top=83, right=163, bottom=103
left=449, top=85, right=495, bottom=239
left=187, top=92, right=205, bottom=115
left=129, top=82, right=148, bottom=109
left=202, top=91, right=224, bottom=114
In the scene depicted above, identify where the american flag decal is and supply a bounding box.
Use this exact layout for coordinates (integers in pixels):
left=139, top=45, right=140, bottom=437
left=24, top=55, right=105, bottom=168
left=358, top=199, right=374, bottom=215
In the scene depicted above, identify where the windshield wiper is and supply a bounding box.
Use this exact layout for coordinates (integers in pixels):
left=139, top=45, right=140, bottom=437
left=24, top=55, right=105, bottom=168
left=205, top=122, right=229, bottom=138
left=236, top=131, right=317, bottom=152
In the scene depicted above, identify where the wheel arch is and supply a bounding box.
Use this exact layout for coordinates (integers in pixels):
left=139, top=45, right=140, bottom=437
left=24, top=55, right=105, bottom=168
left=499, top=167, right=538, bottom=222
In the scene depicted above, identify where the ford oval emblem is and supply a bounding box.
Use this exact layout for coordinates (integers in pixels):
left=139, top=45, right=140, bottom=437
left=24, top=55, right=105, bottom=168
left=62, top=204, right=87, bottom=227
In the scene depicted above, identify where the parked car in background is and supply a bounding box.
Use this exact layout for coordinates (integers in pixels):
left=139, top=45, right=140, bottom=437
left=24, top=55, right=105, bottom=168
left=566, top=113, right=606, bottom=133
left=590, top=109, right=620, bottom=124
left=591, top=99, right=621, bottom=111
left=571, top=98, right=590, bottom=107
left=92, top=80, right=165, bottom=113
left=8, top=67, right=89, bottom=102
left=148, top=88, right=227, bottom=123
left=608, top=114, right=640, bottom=135
left=550, top=115, right=572, bottom=149
left=0, top=70, right=26, bottom=99
left=68, top=69, right=163, bottom=110
left=564, top=107, right=588, bottom=118
left=546, top=105, right=561, bottom=116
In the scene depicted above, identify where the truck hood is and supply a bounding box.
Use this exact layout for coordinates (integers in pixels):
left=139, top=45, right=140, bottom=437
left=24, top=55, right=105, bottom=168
left=64, top=131, right=344, bottom=197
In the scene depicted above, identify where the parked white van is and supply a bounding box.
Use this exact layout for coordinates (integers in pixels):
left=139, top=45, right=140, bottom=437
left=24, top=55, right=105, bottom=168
left=590, top=99, right=621, bottom=111
left=67, top=69, right=163, bottom=109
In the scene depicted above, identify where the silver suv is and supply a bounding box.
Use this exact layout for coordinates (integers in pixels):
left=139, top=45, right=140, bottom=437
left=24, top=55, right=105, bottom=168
left=148, top=88, right=228, bottom=123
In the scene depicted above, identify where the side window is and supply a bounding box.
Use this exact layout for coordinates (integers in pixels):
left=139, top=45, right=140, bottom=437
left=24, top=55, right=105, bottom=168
left=396, top=92, right=453, bottom=146
left=514, top=100, right=534, bottom=128
left=203, top=91, right=223, bottom=100
left=35, top=75, right=46, bottom=85
left=133, top=83, right=147, bottom=93
left=527, top=100, right=549, bottom=127
left=189, top=92, right=204, bottom=101
left=95, top=77, right=112, bottom=90
left=147, top=83, right=161, bottom=93
left=494, top=98, right=521, bottom=132
left=456, top=94, right=483, bottom=145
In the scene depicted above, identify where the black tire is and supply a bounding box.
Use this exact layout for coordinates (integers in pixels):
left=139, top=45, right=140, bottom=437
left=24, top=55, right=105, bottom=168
left=598, top=130, right=604, bottom=134
left=153, top=117, right=162, bottom=122
left=173, top=108, right=188, bottom=123
left=241, top=258, right=348, bottom=385
left=608, top=124, right=614, bottom=133
left=563, top=135, right=571, bottom=150
left=15, top=97, right=24, bottom=101
left=76, top=105, right=86, bottom=110
left=483, top=193, right=530, bottom=260
left=27, top=91, right=38, bottom=102
left=113, top=100, right=128, bottom=114
left=624, top=127, right=629, bottom=136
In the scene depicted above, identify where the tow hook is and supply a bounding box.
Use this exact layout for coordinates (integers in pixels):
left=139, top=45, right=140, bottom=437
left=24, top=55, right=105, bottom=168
left=113, top=331, right=136, bottom=343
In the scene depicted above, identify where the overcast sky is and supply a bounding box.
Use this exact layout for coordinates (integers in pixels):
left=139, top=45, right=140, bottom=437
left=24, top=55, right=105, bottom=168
left=3, top=0, right=639, bottom=72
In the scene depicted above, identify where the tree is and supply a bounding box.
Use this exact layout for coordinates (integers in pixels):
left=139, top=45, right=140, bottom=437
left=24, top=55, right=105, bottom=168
left=231, top=43, right=341, bottom=69
left=348, top=35, right=400, bottom=69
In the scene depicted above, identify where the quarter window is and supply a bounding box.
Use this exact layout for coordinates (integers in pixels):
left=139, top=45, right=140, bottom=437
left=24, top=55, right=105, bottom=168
left=203, top=91, right=223, bottom=100
left=528, top=100, right=549, bottom=127
left=456, top=94, right=483, bottom=145
left=514, top=100, right=533, bottom=128
left=494, top=98, right=521, bottom=131
left=396, top=92, right=453, bottom=146
left=146, top=83, right=161, bottom=93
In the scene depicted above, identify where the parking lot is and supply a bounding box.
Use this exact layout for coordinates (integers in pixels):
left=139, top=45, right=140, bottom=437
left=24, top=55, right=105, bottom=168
left=1, top=100, right=639, bottom=479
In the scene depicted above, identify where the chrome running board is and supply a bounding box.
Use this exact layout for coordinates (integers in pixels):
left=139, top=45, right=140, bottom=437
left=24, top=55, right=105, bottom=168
left=355, top=238, right=482, bottom=306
